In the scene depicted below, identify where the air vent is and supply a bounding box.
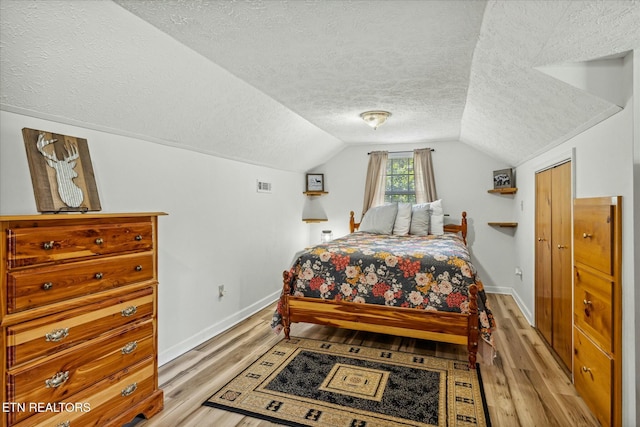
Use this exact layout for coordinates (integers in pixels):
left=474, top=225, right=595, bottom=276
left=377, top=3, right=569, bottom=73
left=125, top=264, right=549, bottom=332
left=257, top=180, right=272, bottom=193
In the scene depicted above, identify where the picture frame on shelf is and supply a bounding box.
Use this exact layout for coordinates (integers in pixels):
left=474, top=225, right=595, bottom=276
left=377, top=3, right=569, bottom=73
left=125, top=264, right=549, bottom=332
left=493, top=168, right=514, bottom=189
left=306, top=173, right=324, bottom=192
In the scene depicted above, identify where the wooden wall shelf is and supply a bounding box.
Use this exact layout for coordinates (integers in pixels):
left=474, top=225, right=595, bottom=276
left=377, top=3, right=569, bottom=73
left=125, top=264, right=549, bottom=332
left=488, top=222, right=518, bottom=228
left=488, top=188, right=518, bottom=194
left=303, top=191, right=328, bottom=196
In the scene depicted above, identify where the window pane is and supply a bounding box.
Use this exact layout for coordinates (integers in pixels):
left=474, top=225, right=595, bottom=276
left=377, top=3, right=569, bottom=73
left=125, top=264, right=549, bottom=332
left=384, top=156, right=415, bottom=204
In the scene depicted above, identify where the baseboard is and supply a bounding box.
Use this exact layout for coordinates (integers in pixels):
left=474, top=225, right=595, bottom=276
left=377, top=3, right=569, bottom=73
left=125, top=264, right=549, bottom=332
left=509, top=289, right=533, bottom=325
left=484, top=285, right=511, bottom=295
left=485, top=286, right=533, bottom=326
left=158, top=289, right=281, bottom=366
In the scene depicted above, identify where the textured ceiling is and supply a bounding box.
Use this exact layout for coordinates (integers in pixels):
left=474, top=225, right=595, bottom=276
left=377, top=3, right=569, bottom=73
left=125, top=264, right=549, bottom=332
left=1, top=1, right=639, bottom=171
left=114, top=0, right=486, bottom=146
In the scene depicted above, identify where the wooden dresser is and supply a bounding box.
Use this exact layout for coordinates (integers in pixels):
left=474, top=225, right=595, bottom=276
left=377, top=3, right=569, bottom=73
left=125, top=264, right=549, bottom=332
left=573, top=197, right=621, bottom=427
left=0, top=213, right=165, bottom=427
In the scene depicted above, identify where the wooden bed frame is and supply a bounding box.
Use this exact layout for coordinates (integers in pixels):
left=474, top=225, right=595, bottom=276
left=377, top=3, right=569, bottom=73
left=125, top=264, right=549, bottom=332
left=280, top=210, right=481, bottom=368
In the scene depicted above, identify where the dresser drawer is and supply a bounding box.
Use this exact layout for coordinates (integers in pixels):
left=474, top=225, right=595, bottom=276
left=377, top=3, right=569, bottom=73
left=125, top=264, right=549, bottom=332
left=7, top=252, right=155, bottom=313
left=6, top=288, right=154, bottom=368
left=7, top=320, right=154, bottom=425
left=574, top=327, right=612, bottom=427
left=7, top=221, right=153, bottom=268
left=573, top=201, right=614, bottom=275
left=574, top=267, right=613, bottom=352
left=13, top=358, right=157, bottom=427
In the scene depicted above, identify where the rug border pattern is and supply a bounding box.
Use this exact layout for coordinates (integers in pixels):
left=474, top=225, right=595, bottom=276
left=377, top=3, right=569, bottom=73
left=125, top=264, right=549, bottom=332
left=204, top=337, right=491, bottom=427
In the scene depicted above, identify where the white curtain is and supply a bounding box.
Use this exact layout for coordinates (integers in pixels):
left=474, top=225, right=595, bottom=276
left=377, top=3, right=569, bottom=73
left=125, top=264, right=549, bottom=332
left=361, top=151, right=388, bottom=217
left=414, top=148, right=437, bottom=203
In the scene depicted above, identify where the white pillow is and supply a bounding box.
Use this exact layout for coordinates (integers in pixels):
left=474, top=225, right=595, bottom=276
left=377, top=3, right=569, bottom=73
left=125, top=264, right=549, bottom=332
left=392, top=202, right=412, bottom=235
left=409, top=203, right=431, bottom=236
left=359, top=203, right=398, bottom=234
left=429, top=199, right=444, bottom=235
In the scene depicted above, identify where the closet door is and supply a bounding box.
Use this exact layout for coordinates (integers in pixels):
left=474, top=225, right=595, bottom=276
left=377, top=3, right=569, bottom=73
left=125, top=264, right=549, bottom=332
left=535, top=169, right=552, bottom=344
left=550, top=161, right=572, bottom=369
left=534, top=161, right=572, bottom=372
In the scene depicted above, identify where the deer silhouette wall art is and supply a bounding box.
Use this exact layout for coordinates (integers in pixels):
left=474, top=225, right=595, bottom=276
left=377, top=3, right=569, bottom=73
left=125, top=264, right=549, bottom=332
left=22, top=128, right=101, bottom=212
left=36, top=133, right=84, bottom=207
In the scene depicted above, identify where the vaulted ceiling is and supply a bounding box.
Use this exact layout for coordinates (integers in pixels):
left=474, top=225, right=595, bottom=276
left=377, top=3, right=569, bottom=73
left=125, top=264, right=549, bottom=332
left=1, top=1, right=639, bottom=172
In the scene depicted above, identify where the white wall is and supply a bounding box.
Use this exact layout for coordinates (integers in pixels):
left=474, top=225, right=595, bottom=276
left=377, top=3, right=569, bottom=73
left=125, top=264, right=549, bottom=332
left=513, top=52, right=637, bottom=426
left=634, top=50, right=640, bottom=427
left=0, top=110, right=310, bottom=365
left=310, top=141, right=518, bottom=293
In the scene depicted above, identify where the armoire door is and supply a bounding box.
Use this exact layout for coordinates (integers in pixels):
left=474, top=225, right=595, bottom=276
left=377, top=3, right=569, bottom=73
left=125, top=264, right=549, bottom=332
left=535, top=161, right=572, bottom=371
left=535, top=170, right=552, bottom=345
left=550, top=161, right=572, bottom=369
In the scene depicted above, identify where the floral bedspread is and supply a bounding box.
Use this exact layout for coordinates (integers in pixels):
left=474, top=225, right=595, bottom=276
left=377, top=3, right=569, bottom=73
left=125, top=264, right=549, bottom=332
left=271, top=232, right=495, bottom=346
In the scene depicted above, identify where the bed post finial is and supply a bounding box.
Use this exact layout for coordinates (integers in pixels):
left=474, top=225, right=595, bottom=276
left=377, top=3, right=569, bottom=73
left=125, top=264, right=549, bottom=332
left=350, top=211, right=360, bottom=233
left=461, top=211, right=468, bottom=245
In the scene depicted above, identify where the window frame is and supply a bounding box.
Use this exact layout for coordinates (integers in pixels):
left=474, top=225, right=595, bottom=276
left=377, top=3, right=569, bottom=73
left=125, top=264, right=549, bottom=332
left=384, top=154, right=416, bottom=204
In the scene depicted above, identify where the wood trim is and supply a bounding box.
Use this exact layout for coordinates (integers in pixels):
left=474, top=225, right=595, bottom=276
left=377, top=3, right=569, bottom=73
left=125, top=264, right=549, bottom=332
left=0, top=212, right=167, bottom=222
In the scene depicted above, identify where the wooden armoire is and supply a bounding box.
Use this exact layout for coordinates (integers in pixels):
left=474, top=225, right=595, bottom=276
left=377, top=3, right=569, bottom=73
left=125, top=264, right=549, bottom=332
left=573, top=196, right=622, bottom=427
left=535, top=161, right=572, bottom=370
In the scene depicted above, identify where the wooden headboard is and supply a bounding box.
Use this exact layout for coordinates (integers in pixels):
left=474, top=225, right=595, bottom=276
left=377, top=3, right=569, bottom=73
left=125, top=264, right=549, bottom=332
left=349, top=210, right=468, bottom=245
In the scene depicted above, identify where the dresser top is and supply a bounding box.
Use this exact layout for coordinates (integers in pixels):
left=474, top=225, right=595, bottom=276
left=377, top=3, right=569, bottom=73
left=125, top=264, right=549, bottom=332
left=0, top=212, right=167, bottom=221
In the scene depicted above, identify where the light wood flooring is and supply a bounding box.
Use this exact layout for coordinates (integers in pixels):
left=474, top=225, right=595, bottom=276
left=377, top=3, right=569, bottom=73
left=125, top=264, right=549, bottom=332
left=132, top=294, right=600, bottom=427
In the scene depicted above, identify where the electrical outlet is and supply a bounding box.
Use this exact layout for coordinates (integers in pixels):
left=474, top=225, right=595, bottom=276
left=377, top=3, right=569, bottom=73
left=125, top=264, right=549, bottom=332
left=218, top=285, right=225, bottom=297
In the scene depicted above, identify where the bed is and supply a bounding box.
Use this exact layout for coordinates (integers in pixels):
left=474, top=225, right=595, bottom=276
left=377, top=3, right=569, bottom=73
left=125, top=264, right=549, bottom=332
left=271, top=204, right=495, bottom=368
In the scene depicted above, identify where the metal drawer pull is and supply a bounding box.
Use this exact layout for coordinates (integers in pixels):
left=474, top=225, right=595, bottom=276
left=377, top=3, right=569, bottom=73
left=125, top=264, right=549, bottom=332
left=95, top=272, right=103, bottom=279
left=581, top=366, right=592, bottom=373
left=582, top=233, right=592, bottom=238
left=557, top=244, right=566, bottom=249
left=43, top=241, right=55, bottom=250
left=95, top=238, right=104, bottom=245
left=583, top=299, right=592, bottom=306
left=56, top=421, right=70, bottom=427
left=135, top=234, right=143, bottom=241
left=45, top=371, right=69, bottom=388
left=42, top=282, right=53, bottom=290
left=135, top=265, right=143, bottom=271
left=121, top=341, right=138, bottom=355
left=121, top=306, right=137, bottom=317
left=121, top=382, right=138, bottom=397
left=45, top=327, right=69, bottom=342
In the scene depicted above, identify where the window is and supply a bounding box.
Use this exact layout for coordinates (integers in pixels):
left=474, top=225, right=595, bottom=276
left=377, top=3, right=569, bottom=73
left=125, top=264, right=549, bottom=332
left=385, top=156, right=415, bottom=203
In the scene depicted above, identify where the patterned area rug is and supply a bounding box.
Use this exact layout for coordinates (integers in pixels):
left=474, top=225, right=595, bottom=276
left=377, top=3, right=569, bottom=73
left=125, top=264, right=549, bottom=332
left=203, top=337, right=491, bottom=427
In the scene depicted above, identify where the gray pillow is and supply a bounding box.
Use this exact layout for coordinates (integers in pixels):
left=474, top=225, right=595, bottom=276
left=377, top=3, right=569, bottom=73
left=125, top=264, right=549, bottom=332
left=409, top=203, right=431, bottom=236
left=359, top=203, right=398, bottom=234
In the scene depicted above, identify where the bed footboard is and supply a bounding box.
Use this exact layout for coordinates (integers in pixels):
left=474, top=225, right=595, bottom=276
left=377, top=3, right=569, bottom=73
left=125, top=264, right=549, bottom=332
left=280, top=269, right=479, bottom=368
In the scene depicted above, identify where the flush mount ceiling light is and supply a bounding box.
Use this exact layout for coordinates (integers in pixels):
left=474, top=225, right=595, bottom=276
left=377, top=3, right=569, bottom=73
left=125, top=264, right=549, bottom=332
left=360, top=111, right=391, bottom=130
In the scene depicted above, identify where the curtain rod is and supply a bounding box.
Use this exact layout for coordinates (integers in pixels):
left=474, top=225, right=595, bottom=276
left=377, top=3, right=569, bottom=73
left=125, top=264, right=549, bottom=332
left=367, top=149, right=434, bottom=155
